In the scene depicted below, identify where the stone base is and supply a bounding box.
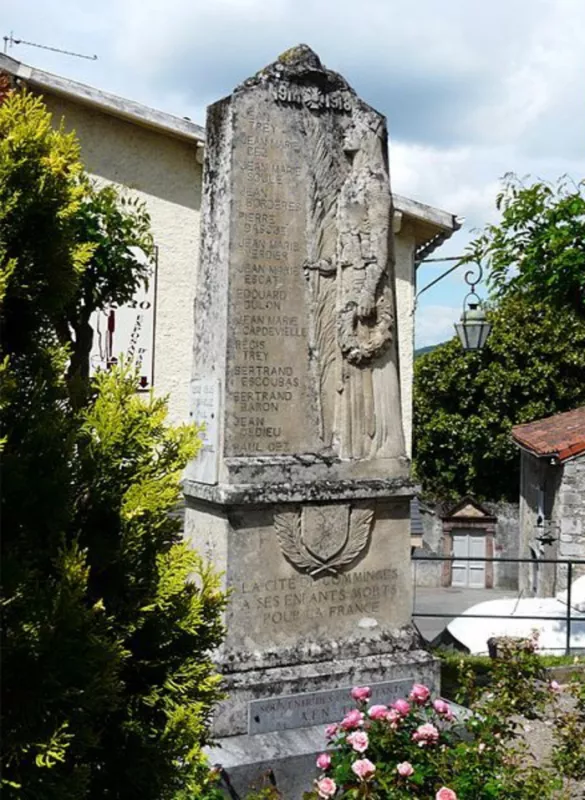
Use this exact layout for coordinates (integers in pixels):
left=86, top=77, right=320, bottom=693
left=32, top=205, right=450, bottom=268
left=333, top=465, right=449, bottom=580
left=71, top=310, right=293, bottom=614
left=206, top=723, right=327, bottom=799
left=214, top=646, right=438, bottom=736
left=207, top=648, right=439, bottom=798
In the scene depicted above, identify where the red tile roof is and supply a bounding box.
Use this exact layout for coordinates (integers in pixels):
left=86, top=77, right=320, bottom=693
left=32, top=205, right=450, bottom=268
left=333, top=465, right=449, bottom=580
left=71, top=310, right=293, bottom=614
left=512, top=407, right=585, bottom=462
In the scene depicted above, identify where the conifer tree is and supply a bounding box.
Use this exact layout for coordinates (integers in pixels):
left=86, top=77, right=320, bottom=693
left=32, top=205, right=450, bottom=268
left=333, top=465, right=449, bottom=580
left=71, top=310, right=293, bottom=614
left=1, top=90, right=225, bottom=799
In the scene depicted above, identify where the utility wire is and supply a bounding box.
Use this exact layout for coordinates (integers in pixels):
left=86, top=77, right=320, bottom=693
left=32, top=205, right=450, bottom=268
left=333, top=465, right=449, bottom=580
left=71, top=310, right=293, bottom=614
left=3, top=33, right=97, bottom=60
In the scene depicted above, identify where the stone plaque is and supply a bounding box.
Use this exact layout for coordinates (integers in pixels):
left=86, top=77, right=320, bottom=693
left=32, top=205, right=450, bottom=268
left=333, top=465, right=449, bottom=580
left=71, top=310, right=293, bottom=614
left=248, top=678, right=415, bottom=734
left=223, top=498, right=413, bottom=653
left=186, top=378, right=220, bottom=484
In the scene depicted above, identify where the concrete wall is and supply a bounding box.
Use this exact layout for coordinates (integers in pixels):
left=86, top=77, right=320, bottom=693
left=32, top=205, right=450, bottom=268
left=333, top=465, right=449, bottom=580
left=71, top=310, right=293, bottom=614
left=411, top=503, right=443, bottom=586
left=42, top=93, right=203, bottom=426
left=554, top=456, right=585, bottom=591
left=393, top=221, right=417, bottom=459
left=518, top=451, right=585, bottom=596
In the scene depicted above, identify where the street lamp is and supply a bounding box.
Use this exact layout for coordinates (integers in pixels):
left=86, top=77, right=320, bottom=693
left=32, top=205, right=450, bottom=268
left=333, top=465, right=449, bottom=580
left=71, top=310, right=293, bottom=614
left=454, top=263, right=491, bottom=351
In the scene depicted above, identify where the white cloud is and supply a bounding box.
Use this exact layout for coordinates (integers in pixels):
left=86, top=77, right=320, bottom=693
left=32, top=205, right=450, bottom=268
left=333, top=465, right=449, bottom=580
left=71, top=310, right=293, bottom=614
left=415, top=304, right=461, bottom=348
left=4, top=0, right=585, bottom=314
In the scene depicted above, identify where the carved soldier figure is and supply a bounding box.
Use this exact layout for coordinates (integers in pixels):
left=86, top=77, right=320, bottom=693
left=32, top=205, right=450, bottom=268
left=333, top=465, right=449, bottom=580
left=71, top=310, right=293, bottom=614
left=335, top=117, right=396, bottom=459
left=304, top=114, right=402, bottom=461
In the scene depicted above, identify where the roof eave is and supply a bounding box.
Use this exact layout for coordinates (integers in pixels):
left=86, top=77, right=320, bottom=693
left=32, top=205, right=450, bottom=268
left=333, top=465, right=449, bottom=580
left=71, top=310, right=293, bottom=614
left=512, top=438, right=585, bottom=465
left=0, top=52, right=205, bottom=145
left=393, top=193, right=462, bottom=263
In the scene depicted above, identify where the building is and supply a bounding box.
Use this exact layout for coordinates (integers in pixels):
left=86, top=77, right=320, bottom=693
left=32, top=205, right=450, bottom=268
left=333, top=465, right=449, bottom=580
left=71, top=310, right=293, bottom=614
left=412, top=496, right=519, bottom=590
left=512, top=407, right=585, bottom=596
left=0, top=52, right=461, bottom=453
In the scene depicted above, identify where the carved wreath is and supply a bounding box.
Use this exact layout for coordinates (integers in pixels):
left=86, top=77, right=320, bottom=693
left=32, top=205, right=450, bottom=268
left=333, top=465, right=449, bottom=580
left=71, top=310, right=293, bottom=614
left=274, top=505, right=374, bottom=576
left=337, top=295, right=394, bottom=366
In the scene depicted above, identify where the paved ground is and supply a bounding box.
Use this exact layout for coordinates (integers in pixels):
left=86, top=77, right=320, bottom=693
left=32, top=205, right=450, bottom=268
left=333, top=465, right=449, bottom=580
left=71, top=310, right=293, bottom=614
left=412, top=586, right=518, bottom=645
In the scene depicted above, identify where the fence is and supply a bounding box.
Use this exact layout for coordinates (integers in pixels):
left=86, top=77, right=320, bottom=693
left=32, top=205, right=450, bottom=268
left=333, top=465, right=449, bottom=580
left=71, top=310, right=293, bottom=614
left=411, top=555, right=585, bottom=655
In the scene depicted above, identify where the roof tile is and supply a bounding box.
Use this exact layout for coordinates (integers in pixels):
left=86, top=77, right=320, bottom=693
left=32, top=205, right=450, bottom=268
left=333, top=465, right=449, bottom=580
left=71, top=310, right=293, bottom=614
left=512, top=407, right=585, bottom=462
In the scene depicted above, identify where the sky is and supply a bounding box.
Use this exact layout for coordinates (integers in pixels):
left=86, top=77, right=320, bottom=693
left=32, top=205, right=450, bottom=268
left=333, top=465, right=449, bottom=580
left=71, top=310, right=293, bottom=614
left=3, top=0, right=584, bottom=347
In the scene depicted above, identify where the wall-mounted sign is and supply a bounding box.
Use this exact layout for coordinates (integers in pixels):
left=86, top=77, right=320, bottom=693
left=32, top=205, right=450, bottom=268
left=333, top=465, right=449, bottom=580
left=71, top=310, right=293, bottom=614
left=184, top=378, right=221, bottom=485
left=89, top=248, right=157, bottom=391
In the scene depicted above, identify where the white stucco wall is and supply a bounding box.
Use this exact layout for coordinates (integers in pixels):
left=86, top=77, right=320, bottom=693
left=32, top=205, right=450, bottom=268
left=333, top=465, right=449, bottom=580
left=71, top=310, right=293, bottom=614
left=42, top=93, right=202, bottom=426
left=394, top=222, right=417, bottom=459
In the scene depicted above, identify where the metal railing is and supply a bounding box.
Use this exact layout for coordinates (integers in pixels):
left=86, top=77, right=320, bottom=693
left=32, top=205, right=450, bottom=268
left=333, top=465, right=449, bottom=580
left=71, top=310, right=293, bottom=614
left=411, top=555, right=585, bottom=655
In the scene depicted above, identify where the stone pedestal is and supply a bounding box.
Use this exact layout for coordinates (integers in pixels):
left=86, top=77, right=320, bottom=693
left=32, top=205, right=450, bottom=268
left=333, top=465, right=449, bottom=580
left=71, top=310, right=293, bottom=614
left=184, top=45, right=438, bottom=797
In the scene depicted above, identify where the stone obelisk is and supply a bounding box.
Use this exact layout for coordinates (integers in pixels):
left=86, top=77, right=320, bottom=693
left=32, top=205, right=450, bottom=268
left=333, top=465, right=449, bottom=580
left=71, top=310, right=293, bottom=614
left=184, top=45, right=436, bottom=796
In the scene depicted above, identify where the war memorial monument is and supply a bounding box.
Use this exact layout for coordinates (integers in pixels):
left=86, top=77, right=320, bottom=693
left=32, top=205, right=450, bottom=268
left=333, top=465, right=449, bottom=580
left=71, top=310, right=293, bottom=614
left=183, top=45, right=437, bottom=796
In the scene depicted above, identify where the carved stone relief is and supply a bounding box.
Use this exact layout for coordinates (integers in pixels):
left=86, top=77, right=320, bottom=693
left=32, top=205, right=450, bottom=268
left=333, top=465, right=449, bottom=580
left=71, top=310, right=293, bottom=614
left=274, top=502, right=374, bottom=576
left=303, top=110, right=396, bottom=460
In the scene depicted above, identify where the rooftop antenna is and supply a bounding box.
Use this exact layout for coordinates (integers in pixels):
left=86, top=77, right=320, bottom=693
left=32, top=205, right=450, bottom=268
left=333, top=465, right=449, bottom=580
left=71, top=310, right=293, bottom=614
left=3, top=32, right=98, bottom=61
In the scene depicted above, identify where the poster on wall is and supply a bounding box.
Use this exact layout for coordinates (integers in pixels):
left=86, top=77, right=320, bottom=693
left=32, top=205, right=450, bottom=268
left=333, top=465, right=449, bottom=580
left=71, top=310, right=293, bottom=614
left=89, top=247, right=157, bottom=392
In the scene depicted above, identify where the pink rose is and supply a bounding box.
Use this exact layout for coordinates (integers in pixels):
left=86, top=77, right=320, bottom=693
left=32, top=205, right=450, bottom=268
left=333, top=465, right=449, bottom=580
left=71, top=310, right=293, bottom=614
left=391, top=698, right=411, bottom=716
left=325, top=724, right=338, bottom=739
left=436, top=788, right=457, bottom=800
left=386, top=708, right=402, bottom=728
left=351, top=758, right=376, bottom=780
left=412, top=722, right=439, bottom=747
left=340, top=709, right=364, bottom=730
left=316, top=777, right=337, bottom=798
left=433, top=699, right=451, bottom=716
left=351, top=686, right=371, bottom=702
left=409, top=683, right=431, bottom=704
left=316, top=753, right=331, bottom=770
left=396, top=761, right=414, bottom=777
left=549, top=680, right=561, bottom=693
left=368, top=704, right=388, bottom=720
left=347, top=730, right=369, bottom=753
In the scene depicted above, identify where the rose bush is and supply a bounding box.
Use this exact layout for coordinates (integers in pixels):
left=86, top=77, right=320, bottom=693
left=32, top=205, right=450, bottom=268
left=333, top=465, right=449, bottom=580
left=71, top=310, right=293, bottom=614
left=552, top=666, right=585, bottom=781
left=303, top=634, right=577, bottom=799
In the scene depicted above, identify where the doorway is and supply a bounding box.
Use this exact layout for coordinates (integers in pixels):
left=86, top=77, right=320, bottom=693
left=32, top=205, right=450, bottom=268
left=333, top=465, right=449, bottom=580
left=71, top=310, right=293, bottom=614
left=452, top=530, right=486, bottom=588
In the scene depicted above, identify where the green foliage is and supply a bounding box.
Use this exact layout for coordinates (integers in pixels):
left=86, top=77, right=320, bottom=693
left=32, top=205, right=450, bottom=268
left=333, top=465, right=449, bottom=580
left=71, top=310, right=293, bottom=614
left=414, top=344, right=439, bottom=362
left=0, top=91, right=91, bottom=337
left=465, top=174, right=585, bottom=317
left=63, top=184, right=154, bottom=407
left=413, top=296, right=585, bottom=501
left=304, top=635, right=571, bottom=799
left=1, top=89, right=226, bottom=798
left=552, top=670, right=585, bottom=780
left=437, top=650, right=582, bottom=702
left=76, top=367, right=226, bottom=799
left=0, top=88, right=121, bottom=800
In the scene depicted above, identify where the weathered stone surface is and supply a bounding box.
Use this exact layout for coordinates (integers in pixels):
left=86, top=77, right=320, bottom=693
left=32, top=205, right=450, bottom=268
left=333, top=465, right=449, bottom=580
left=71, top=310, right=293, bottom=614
left=187, top=43, right=406, bottom=491
left=185, top=497, right=414, bottom=661
left=247, top=678, right=415, bottom=734
left=183, top=472, right=414, bottom=504
left=184, top=377, right=220, bottom=484
left=211, top=649, right=438, bottom=737
left=184, top=45, right=435, bottom=796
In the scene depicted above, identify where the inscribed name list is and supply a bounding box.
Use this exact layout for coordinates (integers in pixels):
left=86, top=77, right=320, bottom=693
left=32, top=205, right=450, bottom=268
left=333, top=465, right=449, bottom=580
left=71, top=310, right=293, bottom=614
left=225, top=92, right=317, bottom=456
